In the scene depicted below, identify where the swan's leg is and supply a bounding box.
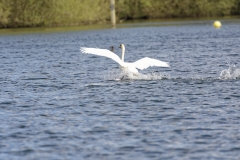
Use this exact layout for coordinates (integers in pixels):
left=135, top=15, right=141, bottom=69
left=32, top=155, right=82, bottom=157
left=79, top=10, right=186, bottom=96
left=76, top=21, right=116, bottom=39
left=120, top=76, right=125, bottom=80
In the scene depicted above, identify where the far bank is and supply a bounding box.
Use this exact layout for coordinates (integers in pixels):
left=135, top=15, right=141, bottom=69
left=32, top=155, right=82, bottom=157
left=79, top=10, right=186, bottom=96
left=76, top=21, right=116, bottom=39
left=0, top=0, right=240, bottom=28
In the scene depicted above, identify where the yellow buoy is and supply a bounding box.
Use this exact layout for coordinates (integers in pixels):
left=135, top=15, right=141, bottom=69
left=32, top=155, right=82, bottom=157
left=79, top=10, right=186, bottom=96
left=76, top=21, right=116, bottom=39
left=213, top=21, right=221, bottom=28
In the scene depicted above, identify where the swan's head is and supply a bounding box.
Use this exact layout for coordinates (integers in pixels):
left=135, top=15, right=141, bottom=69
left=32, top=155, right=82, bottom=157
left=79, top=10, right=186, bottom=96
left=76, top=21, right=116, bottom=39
left=119, top=44, right=125, bottom=50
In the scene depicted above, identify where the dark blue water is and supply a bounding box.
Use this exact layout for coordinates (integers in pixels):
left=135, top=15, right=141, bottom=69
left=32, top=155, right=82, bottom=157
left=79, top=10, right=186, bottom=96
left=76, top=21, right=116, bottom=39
left=1, top=20, right=240, bottom=160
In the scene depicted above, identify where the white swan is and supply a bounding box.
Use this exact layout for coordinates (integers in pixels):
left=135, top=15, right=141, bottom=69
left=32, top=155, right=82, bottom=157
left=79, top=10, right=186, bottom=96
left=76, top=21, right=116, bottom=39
left=80, top=44, right=170, bottom=75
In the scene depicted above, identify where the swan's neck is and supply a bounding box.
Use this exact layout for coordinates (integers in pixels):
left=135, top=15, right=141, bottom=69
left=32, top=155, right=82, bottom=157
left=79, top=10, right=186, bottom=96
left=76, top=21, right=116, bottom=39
left=121, top=46, right=125, bottom=61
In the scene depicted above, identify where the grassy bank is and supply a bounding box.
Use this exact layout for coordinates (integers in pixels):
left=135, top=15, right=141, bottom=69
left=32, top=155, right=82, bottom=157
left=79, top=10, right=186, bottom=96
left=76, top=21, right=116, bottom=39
left=0, top=0, right=240, bottom=28
left=0, top=0, right=109, bottom=28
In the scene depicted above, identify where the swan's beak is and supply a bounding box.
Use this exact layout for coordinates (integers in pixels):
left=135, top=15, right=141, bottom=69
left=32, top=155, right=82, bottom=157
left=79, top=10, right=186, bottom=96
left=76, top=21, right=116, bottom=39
left=119, top=44, right=121, bottom=48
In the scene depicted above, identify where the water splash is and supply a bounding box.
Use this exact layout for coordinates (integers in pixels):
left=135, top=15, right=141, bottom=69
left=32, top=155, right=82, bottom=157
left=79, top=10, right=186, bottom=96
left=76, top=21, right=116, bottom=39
left=101, top=69, right=125, bottom=80
left=219, top=64, right=240, bottom=80
left=97, top=69, right=169, bottom=81
left=131, top=72, right=170, bottom=80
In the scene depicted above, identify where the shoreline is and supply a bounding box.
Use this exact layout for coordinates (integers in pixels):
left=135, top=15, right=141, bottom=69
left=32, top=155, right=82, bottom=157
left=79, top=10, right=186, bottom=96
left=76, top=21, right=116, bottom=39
left=0, top=16, right=240, bottom=35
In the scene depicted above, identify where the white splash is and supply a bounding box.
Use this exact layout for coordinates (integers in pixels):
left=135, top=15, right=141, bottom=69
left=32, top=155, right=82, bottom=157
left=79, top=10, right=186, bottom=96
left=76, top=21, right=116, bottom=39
left=219, top=64, right=240, bottom=80
left=131, top=72, right=170, bottom=80
left=98, top=69, right=169, bottom=81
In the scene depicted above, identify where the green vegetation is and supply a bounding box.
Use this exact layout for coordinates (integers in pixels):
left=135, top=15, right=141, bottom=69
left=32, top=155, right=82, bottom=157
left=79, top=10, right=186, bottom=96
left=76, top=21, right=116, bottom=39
left=0, top=0, right=240, bottom=28
left=116, top=0, right=240, bottom=19
left=0, top=0, right=109, bottom=28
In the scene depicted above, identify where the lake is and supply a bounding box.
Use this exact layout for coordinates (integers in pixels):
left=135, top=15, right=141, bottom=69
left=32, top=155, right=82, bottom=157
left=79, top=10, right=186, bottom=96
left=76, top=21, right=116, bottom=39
left=0, top=19, right=240, bottom=160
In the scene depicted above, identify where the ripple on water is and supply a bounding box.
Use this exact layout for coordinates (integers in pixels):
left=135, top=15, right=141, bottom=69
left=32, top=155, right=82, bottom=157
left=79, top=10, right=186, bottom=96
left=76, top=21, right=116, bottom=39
left=1, top=20, right=240, bottom=160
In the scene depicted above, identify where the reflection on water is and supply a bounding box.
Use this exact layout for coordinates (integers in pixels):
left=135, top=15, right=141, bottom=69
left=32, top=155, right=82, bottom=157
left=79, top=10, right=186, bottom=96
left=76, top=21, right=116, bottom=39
left=0, top=18, right=240, bottom=160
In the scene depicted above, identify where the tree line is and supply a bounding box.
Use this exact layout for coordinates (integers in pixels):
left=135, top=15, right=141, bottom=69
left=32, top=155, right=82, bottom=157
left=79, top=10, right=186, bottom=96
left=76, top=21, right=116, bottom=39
left=0, top=0, right=240, bottom=28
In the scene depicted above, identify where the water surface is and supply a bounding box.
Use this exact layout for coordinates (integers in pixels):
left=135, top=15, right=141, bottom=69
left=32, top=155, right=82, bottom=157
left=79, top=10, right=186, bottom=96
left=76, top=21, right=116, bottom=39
left=0, top=19, right=240, bottom=160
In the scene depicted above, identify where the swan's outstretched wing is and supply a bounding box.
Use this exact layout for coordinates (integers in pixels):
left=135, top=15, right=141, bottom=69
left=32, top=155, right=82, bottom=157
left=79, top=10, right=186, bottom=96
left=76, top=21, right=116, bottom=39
left=133, top=57, right=170, bottom=70
left=80, top=47, right=125, bottom=66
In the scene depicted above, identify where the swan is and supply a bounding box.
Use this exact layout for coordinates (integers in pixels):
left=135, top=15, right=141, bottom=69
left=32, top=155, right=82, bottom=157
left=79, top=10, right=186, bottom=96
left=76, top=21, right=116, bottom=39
left=80, top=44, right=170, bottom=76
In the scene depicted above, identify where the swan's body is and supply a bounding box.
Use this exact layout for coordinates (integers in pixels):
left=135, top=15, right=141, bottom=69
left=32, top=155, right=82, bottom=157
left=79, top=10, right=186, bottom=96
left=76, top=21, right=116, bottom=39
left=80, top=44, right=170, bottom=76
